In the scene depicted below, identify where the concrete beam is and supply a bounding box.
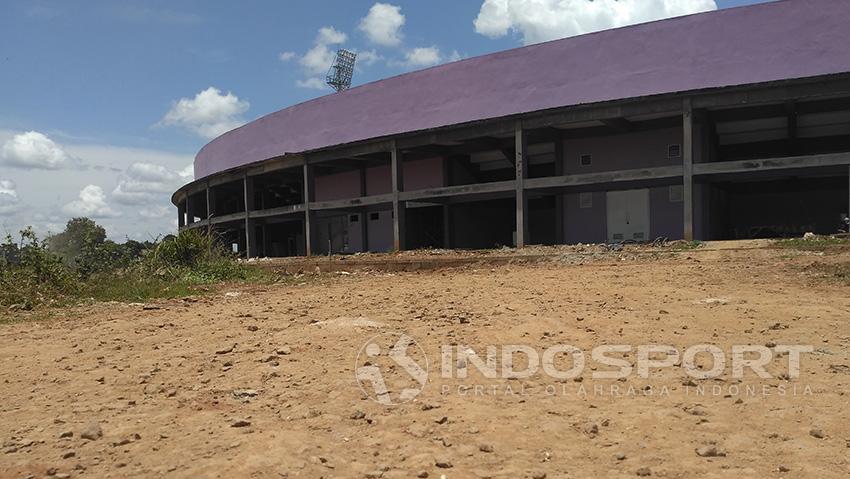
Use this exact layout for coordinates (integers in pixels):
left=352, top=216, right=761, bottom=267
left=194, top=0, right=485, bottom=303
left=310, top=193, right=395, bottom=211
left=246, top=154, right=305, bottom=177
left=209, top=212, right=244, bottom=226
left=524, top=165, right=684, bottom=190
left=398, top=180, right=515, bottom=202
left=307, top=140, right=394, bottom=164
left=249, top=204, right=305, bottom=219
left=515, top=122, right=529, bottom=248
left=683, top=99, right=695, bottom=241
left=693, top=152, right=850, bottom=176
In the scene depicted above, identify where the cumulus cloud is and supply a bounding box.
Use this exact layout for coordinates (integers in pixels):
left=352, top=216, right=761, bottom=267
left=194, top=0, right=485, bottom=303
left=357, top=49, right=383, bottom=66
left=294, top=26, right=349, bottom=90
left=474, top=0, right=717, bottom=45
left=0, top=179, right=20, bottom=216
left=1, top=131, right=76, bottom=170
left=160, top=87, right=249, bottom=139
left=112, top=162, right=191, bottom=206
left=62, top=185, right=120, bottom=218
left=278, top=51, right=297, bottom=62
left=404, top=47, right=443, bottom=67
left=359, top=3, right=405, bottom=47
left=299, top=26, right=348, bottom=76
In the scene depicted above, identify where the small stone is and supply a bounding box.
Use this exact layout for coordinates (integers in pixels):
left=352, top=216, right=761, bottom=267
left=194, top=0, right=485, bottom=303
left=479, top=444, right=494, bottom=453
left=350, top=410, right=366, bottom=420
left=59, top=431, right=73, bottom=439
left=435, top=416, right=448, bottom=425
left=809, top=428, right=825, bottom=439
left=62, top=450, right=76, bottom=459
left=583, top=422, right=599, bottom=436
left=615, top=453, right=626, bottom=461
left=636, top=467, right=652, bottom=477
left=231, top=419, right=251, bottom=428
left=532, top=473, right=547, bottom=479
left=778, top=465, right=791, bottom=472
left=435, top=458, right=453, bottom=468
left=695, top=445, right=726, bottom=457
left=247, top=325, right=259, bottom=332
left=216, top=344, right=236, bottom=355
left=80, top=422, right=102, bottom=441
left=417, top=472, right=428, bottom=478
left=277, top=346, right=292, bottom=355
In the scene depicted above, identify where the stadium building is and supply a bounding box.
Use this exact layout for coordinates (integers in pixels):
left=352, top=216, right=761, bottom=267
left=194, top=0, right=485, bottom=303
left=172, top=0, right=850, bottom=257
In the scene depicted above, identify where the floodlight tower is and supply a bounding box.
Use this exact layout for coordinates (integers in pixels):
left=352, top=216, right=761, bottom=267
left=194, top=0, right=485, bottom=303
left=326, top=49, right=357, bottom=92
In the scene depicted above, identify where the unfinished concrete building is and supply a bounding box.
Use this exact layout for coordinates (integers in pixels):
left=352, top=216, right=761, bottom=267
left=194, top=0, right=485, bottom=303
left=173, top=0, right=850, bottom=257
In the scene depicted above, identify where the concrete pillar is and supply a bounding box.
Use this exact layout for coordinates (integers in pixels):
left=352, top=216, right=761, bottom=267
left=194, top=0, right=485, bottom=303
left=442, top=205, right=452, bottom=249
left=391, top=142, right=406, bottom=251
left=683, top=99, right=695, bottom=242
left=177, top=199, right=186, bottom=228
left=515, top=121, right=529, bottom=247
left=554, top=138, right=565, bottom=244
left=205, top=181, right=212, bottom=234
left=186, top=195, right=196, bottom=225
left=243, top=174, right=255, bottom=258
left=303, top=163, right=316, bottom=256
left=359, top=167, right=369, bottom=252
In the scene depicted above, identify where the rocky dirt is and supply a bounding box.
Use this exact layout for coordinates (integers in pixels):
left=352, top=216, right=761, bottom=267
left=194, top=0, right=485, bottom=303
left=1, top=243, right=849, bottom=478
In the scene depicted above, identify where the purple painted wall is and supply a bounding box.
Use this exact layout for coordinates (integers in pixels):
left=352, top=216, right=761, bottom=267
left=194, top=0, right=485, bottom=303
left=194, top=0, right=850, bottom=179
left=366, top=165, right=391, bottom=196
left=403, top=157, right=445, bottom=191
left=561, top=127, right=695, bottom=242
left=315, top=170, right=361, bottom=201
left=563, top=127, right=683, bottom=174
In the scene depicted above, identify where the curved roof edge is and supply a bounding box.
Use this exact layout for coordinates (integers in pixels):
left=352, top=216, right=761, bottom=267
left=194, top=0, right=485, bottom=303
left=193, top=0, right=850, bottom=180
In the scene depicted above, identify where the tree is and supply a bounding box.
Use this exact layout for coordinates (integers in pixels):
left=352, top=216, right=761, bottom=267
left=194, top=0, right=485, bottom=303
left=48, top=217, right=107, bottom=265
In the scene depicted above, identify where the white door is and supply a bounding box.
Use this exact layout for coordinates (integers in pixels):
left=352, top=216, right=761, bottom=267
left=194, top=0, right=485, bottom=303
left=606, top=189, right=650, bottom=243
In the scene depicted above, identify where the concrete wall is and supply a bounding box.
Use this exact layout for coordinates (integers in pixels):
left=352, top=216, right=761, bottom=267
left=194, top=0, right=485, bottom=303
left=403, top=157, right=445, bottom=191
left=315, top=170, right=360, bottom=201
left=562, top=127, right=685, bottom=174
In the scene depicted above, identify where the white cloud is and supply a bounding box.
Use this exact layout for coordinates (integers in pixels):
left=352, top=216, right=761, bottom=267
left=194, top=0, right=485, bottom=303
left=112, top=162, right=190, bottom=206
left=359, top=3, right=405, bottom=47
left=278, top=51, right=297, bottom=62
left=357, top=49, right=383, bottom=66
left=160, top=87, right=249, bottom=139
left=139, top=205, right=171, bottom=219
left=474, top=0, right=717, bottom=45
left=299, top=26, right=347, bottom=76
left=296, top=26, right=348, bottom=89
left=1, top=131, right=75, bottom=170
left=0, top=179, right=20, bottom=216
left=62, top=185, right=120, bottom=218
left=296, top=78, right=329, bottom=90
left=404, top=47, right=443, bottom=67
left=317, top=26, right=347, bottom=45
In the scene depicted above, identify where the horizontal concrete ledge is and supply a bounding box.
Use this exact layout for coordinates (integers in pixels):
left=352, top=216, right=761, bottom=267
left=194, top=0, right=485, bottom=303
left=249, top=204, right=305, bottom=218
left=526, top=165, right=684, bottom=190
left=694, top=152, right=850, bottom=175
left=399, top=180, right=516, bottom=202
left=309, top=193, right=395, bottom=211
left=209, top=212, right=245, bottom=225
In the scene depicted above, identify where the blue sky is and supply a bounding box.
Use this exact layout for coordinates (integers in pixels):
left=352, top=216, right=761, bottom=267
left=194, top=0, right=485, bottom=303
left=0, top=0, right=773, bottom=240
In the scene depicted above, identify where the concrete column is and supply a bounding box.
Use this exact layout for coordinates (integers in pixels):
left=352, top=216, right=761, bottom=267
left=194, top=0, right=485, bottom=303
left=442, top=206, right=452, bottom=249
left=205, top=180, right=212, bottom=234
left=359, top=167, right=369, bottom=252
left=554, top=138, right=565, bottom=244
left=683, top=99, right=695, bottom=242
left=515, top=121, right=529, bottom=247
left=391, top=142, right=406, bottom=251
left=186, top=195, right=196, bottom=225
left=303, top=163, right=316, bottom=256
left=847, top=166, right=850, bottom=232
left=243, top=174, right=255, bottom=258
left=177, top=199, right=186, bottom=228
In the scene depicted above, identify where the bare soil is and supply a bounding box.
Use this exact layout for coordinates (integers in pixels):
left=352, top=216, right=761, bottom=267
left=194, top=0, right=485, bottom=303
left=1, top=243, right=849, bottom=478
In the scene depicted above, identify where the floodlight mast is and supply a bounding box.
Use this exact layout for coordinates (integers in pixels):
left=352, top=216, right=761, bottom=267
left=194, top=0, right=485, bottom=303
left=326, top=49, right=357, bottom=92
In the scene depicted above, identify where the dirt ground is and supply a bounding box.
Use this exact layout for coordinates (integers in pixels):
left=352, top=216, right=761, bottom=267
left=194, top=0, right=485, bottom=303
left=1, top=242, right=849, bottom=478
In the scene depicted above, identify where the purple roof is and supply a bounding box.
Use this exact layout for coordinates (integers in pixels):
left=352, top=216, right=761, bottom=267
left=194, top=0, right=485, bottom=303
left=195, top=0, right=850, bottom=179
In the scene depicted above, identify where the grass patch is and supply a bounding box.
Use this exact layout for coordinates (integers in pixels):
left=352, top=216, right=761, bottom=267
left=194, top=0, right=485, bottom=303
left=667, top=240, right=703, bottom=251
left=804, top=262, right=850, bottom=285
left=776, top=236, right=850, bottom=251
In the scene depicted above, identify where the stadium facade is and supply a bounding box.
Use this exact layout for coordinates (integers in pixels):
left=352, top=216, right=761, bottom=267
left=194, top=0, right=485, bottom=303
left=173, top=0, right=850, bottom=257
